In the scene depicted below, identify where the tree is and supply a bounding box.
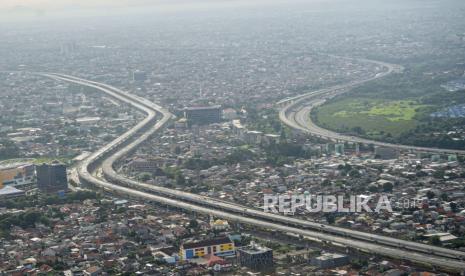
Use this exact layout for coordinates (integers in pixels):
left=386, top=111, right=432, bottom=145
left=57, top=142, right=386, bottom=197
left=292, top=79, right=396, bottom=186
left=349, top=169, right=361, bottom=178
left=138, top=173, right=151, bottom=182
left=351, top=126, right=365, bottom=135
left=382, top=182, right=394, bottom=192
left=321, top=179, right=331, bottom=187
left=429, top=235, right=441, bottom=246
left=127, top=251, right=137, bottom=260
left=280, top=129, right=287, bottom=140
left=52, top=260, right=66, bottom=270
left=440, top=193, right=449, bottom=201
left=325, top=214, right=335, bottom=224
left=433, top=170, right=445, bottom=179
left=0, top=139, right=20, bottom=159
left=368, top=185, right=379, bottom=193
left=416, top=171, right=427, bottom=177
left=224, top=148, right=255, bottom=164
left=188, top=219, right=198, bottom=229
left=175, top=171, right=186, bottom=186
left=183, top=158, right=212, bottom=170
left=44, top=195, right=61, bottom=205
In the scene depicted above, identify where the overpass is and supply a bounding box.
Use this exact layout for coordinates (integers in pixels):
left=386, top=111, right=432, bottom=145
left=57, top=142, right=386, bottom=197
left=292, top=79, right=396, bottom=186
left=39, top=73, right=465, bottom=274
left=278, top=57, right=465, bottom=155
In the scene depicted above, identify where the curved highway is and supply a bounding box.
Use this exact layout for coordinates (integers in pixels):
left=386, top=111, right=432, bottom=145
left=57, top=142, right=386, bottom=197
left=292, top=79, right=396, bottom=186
left=40, top=73, right=465, bottom=274
left=279, top=57, right=465, bottom=155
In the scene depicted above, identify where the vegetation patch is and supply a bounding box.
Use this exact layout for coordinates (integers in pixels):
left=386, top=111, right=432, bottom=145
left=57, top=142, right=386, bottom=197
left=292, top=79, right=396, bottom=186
left=311, top=61, right=465, bottom=150
left=314, top=98, right=428, bottom=138
left=330, top=99, right=427, bottom=122
left=363, top=100, right=427, bottom=122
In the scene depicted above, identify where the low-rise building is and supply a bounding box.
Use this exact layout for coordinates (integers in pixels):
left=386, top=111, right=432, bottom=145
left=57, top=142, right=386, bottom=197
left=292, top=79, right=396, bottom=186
left=0, top=162, right=35, bottom=189
left=180, top=236, right=235, bottom=260
left=310, top=253, right=349, bottom=269
left=0, top=185, right=26, bottom=199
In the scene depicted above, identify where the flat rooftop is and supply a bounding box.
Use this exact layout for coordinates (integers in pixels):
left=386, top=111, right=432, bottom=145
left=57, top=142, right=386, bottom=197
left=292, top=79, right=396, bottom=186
left=0, top=186, right=24, bottom=196
left=316, top=253, right=347, bottom=261
left=239, top=245, right=272, bottom=254
left=0, top=162, right=33, bottom=170
left=185, top=105, right=221, bottom=111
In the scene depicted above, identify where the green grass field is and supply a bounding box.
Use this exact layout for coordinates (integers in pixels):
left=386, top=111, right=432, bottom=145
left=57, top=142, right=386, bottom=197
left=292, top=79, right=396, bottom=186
left=314, top=98, right=429, bottom=138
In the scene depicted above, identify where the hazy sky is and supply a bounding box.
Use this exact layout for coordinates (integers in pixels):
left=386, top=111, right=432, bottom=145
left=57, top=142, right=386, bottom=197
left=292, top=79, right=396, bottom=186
left=0, top=0, right=185, bottom=9
left=0, top=0, right=224, bottom=12
left=1, top=0, right=166, bottom=8
left=0, top=0, right=295, bottom=22
left=0, top=0, right=293, bottom=13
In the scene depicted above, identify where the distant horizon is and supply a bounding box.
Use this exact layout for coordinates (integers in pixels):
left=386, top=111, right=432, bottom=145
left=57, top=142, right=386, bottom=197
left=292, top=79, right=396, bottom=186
left=0, top=0, right=448, bottom=23
left=0, top=0, right=293, bottom=23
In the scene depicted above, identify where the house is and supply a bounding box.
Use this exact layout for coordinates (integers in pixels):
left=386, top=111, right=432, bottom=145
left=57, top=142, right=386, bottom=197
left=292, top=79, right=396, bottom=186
left=84, top=266, right=102, bottom=276
left=205, top=254, right=232, bottom=272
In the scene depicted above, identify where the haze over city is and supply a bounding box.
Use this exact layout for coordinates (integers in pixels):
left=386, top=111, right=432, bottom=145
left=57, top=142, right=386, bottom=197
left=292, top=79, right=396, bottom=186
left=1, top=0, right=465, bottom=275
left=0, top=0, right=295, bottom=22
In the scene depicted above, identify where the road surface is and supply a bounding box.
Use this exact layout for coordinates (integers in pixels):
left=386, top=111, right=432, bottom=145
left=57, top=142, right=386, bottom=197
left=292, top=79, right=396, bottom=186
left=39, top=73, right=465, bottom=274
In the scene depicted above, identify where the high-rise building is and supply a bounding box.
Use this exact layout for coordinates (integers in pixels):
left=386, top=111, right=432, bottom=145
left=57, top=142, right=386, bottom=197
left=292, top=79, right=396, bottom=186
left=60, top=41, right=77, bottom=56
left=323, top=144, right=331, bottom=154
left=36, top=162, right=68, bottom=194
left=237, top=243, right=273, bottom=271
left=132, top=70, right=148, bottom=82
left=184, top=105, right=222, bottom=125
left=431, top=154, right=441, bottom=162
left=335, top=143, right=345, bottom=156
left=448, top=154, right=458, bottom=162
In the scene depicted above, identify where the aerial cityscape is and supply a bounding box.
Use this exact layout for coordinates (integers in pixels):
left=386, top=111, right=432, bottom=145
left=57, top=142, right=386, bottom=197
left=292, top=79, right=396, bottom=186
left=1, top=0, right=465, bottom=275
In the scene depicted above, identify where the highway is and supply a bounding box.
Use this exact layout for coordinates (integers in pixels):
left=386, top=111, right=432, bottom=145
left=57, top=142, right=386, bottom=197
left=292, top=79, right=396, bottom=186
left=40, top=73, right=465, bottom=274
left=279, top=57, right=465, bottom=155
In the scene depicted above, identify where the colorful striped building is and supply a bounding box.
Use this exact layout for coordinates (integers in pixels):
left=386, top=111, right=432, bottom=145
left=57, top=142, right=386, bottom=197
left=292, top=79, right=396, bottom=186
left=180, top=236, right=235, bottom=260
